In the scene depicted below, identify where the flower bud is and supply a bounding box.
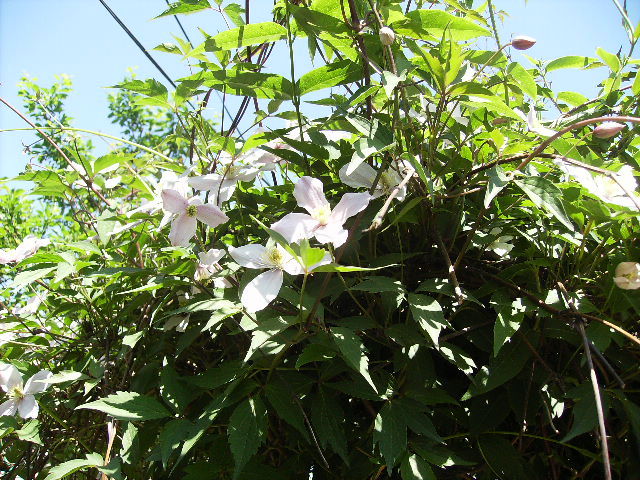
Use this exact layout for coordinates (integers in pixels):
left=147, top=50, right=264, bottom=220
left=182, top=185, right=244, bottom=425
left=614, top=262, right=640, bottom=290
left=379, top=26, right=395, bottom=46
left=593, top=121, right=625, bottom=139
left=511, top=35, right=536, bottom=50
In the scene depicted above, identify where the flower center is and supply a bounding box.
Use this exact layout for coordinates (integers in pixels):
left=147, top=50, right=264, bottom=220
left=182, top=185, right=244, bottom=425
left=263, top=246, right=284, bottom=268
left=10, top=385, right=25, bottom=400
left=226, top=164, right=241, bottom=178
left=311, top=205, right=332, bottom=225
left=186, top=205, right=199, bottom=217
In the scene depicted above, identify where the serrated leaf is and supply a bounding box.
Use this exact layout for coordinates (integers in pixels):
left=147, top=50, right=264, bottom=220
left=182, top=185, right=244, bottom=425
left=228, top=397, right=267, bottom=478
left=401, top=454, right=436, bottom=480
left=331, top=327, right=377, bottom=392
left=311, top=388, right=348, bottom=462
left=76, top=391, right=171, bottom=421
left=374, top=402, right=407, bottom=469
left=299, top=59, right=362, bottom=95
left=155, top=0, right=211, bottom=18
left=12, top=266, right=56, bottom=289
left=205, top=22, right=287, bottom=51
left=409, top=294, right=448, bottom=347
left=15, top=419, right=42, bottom=445
left=515, top=176, right=574, bottom=231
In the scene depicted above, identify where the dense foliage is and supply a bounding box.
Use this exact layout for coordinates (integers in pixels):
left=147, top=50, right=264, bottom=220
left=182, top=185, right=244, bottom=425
left=1, top=1, right=640, bottom=479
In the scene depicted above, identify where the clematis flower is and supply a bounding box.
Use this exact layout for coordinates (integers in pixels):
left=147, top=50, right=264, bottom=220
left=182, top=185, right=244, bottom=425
left=13, top=293, right=46, bottom=317
left=0, top=365, right=52, bottom=419
left=271, top=176, right=371, bottom=247
left=555, top=161, right=639, bottom=210
left=161, top=189, right=229, bottom=246
left=487, top=228, right=515, bottom=257
left=188, top=157, right=263, bottom=205
left=195, top=248, right=231, bottom=288
left=613, top=262, right=640, bottom=290
left=229, top=241, right=306, bottom=313
left=128, top=169, right=190, bottom=227
left=0, top=236, right=50, bottom=265
left=339, top=162, right=411, bottom=201
left=516, top=107, right=557, bottom=137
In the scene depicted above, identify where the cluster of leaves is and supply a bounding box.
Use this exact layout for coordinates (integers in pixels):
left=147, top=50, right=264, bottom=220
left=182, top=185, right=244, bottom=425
left=1, top=0, right=640, bottom=479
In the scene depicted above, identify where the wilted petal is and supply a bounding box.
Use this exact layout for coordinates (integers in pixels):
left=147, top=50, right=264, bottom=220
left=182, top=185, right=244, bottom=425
left=241, top=269, right=283, bottom=313
left=0, top=399, right=17, bottom=417
left=196, top=204, right=229, bottom=228
left=162, top=189, right=188, bottom=214
left=271, top=213, right=318, bottom=244
left=229, top=244, right=268, bottom=269
left=314, top=223, right=349, bottom=247
left=24, top=370, right=53, bottom=395
left=294, top=177, right=330, bottom=214
left=339, top=162, right=377, bottom=190
left=17, top=395, right=38, bottom=419
left=329, top=192, right=371, bottom=226
left=169, top=213, right=197, bottom=246
left=0, top=365, right=23, bottom=392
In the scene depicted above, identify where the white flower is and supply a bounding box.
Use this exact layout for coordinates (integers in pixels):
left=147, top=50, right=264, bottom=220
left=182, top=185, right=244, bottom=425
left=555, top=161, right=639, bottom=210
left=339, top=162, right=411, bottom=201
left=515, top=107, right=557, bottom=137
left=188, top=155, right=263, bottom=205
left=271, top=176, right=371, bottom=247
left=0, top=236, right=50, bottom=265
left=487, top=228, right=514, bottom=257
left=195, top=248, right=231, bottom=288
left=161, top=189, right=229, bottom=246
left=229, top=241, right=306, bottom=313
left=613, top=262, right=640, bottom=290
left=128, top=170, right=190, bottom=221
left=379, top=26, right=396, bottom=46
left=0, top=365, right=52, bottom=419
left=13, top=293, right=46, bottom=317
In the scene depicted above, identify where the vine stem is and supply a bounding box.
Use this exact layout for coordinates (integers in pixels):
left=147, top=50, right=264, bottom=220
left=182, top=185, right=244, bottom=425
left=515, top=115, right=640, bottom=171
left=0, top=97, right=112, bottom=207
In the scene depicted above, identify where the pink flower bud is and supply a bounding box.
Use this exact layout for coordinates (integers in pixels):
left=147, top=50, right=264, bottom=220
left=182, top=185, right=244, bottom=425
left=511, top=35, right=536, bottom=50
left=379, top=26, right=396, bottom=46
left=593, top=121, right=625, bottom=139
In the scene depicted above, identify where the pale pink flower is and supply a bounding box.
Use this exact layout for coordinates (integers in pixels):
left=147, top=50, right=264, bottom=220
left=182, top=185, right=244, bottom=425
left=0, top=236, right=50, bottom=265
left=161, top=189, right=229, bottom=246
left=271, top=177, right=371, bottom=247
left=0, top=365, right=52, bottom=419
left=195, top=248, right=232, bottom=288
left=593, top=121, right=625, bottom=139
left=614, top=262, right=640, bottom=290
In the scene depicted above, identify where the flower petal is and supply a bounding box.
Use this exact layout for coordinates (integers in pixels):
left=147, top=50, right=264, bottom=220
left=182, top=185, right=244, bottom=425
left=241, top=269, right=283, bottom=313
left=24, top=370, right=52, bottom=395
left=294, top=177, right=329, bottom=214
left=196, top=204, right=229, bottom=228
left=229, top=244, right=267, bottom=269
left=169, top=213, right=197, bottom=246
left=0, top=365, right=23, bottom=392
left=199, top=249, right=225, bottom=266
left=271, top=213, right=318, bottom=244
left=188, top=174, right=223, bottom=192
left=0, top=399, right=17, bottom=417
left=17, top=395, right=38, bottom=419
left=339, top=162, right=377, bottom=189
left=162, top=189, right=188, bottom=214
left=329, top=192, right=371, bottom=226
left=314, top=223, right=349, bottom=247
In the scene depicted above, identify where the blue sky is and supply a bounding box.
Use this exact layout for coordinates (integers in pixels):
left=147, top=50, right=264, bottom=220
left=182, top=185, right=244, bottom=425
left=0, top=0, right=638, bottom=178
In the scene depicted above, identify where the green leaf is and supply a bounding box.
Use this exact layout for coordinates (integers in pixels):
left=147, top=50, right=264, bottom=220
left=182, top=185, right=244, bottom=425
left=409, top=294, right=448, bottom=347
left=12, top=266, right=57, bottom=289
left=311, top=388, right=348, bottom=461
left=155, top=0, right=211, bottom=18
left=159, top=419, right=192, bottom=467
left=596, top=47, right=621, bottom=72
left=44, top=453, right=104, bottom=480
left=299, top=59, right=362, bottom=95
left=547, top=56, right=597, bottom=71
left=353, top=276, right=405, bottom=294
left=492, top=295, right=526, bottom=356
left=557, top=91, right=589, bottom=107
left=633, top=70, right=640, bottom=96
left=76, top=391, right=171, bottom=421
left=228, top=397, right=268, bottom=478
left=15, top=419, right=43, bottom=445
left=331, top=327, right=377, bottom=392
left=484, top=166, right=511, bottom=208
left=46, top=370, right=88, bottom=384
left=197, top=70, right=293, bottom=100
left=374, top=402, right=407, bottom=469
left=265, top=381, right=309, bottom=440
left=507, top=62, right=537, bottom=99
left=401, top=454, right=436, bottom=480
left=514, top=176, right=574, bottom=231
left=112, top=79, right=168, bottom=99
left=477, top=434, right=528, bottom=480
left=394, top=9, right=491, bottom=41
left=205, top=22, right=287, bottom=51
